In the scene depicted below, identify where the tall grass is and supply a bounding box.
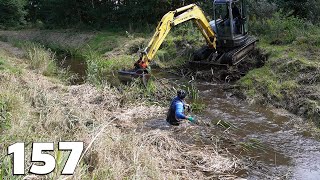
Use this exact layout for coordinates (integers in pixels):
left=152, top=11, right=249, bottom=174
left=250, top=12, right=320, bottom=45
left=119, top=77, right=176, bottom=106
left=85, top=49, right=134, bottom=86
left=0, top=96, right=12, bottom=132
left=0, top=72, right=238, bottom=179
left=23, top=42, right=58, bottom=76
left=22, top=42, right=75, bottom=84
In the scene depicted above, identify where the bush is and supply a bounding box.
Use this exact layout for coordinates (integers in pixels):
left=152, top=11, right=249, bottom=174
left=250, top=12, right=319, bottom=44
left=0, top=0, right=27, bottom=28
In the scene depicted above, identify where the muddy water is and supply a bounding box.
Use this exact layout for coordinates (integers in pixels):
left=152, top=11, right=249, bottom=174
left=57, top=55, right=87, bottom=84
left=143, top=72, right=320, bottom=179
left=196, top=82, right=320, bottom=179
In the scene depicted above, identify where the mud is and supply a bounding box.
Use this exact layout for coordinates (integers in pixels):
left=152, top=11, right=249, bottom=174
left=179, top=48, right=269, bottom=83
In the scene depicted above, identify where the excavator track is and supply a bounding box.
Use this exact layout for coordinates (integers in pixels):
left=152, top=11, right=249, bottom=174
left=221, top=36, right=258, bottom=65
left=189, top=36, right=258, bottom=67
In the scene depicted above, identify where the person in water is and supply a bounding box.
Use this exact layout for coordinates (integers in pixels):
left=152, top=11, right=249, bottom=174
left=166, top=90, right=195, bottom=126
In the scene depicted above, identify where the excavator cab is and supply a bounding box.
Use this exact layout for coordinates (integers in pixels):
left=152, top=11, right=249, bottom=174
left=211, top=0, right=249, bottom=48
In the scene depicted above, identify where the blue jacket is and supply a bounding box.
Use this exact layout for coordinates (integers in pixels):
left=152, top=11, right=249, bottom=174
left=166, top=97, right=186, bottom=125
left=172, top=97, right=186, bottom=119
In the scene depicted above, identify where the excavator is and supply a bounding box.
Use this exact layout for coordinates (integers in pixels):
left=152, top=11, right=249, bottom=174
left=118, top=0, right=257, bottom=81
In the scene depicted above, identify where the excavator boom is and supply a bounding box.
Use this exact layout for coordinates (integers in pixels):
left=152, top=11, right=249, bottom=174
left=139, top=4, right=217, bottom=69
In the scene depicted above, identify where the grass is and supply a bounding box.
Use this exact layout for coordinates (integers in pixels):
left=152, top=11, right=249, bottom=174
left=87, top=32, right=126, bottom=54
left=0, top=22, right=207, bottom=87
left=0, top=94, right=13, bottom=132
left=239, top=15, right=320, bottom=123
left=0, top=57, right=21, bottom=74
left=0, top=30, right=219, bottom=179
left=21, top=42, right=76, bottom=84
left=23, top=42, right=57, bottom=75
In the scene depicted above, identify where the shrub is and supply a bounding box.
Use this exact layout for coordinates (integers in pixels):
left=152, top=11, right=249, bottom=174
left=0, top=0, right=27, bottom=28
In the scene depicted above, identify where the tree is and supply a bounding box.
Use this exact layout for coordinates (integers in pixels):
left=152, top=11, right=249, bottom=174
left=0, top=0, right=27, bottom=28
left=270, top=0, right=320, bottom=23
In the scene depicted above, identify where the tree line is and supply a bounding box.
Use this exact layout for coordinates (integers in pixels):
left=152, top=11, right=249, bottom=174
left=0, top=0, right=319, bottom=29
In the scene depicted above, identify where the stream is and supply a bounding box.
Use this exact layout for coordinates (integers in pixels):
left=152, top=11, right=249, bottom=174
left=196, top=81, right=320, bottom=179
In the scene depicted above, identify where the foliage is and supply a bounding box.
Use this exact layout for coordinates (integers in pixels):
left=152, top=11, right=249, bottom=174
left=250, top=12, right=320, bottom=44
left=0, top=0, right=27, bottom=28
left=0, top=0, right=214, bottom=29
left=1, top=0, right=320, bottom=29
left=269, top=0, right=320, bottom=23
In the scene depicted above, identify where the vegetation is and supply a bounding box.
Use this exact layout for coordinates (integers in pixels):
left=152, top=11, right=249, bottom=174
left=0, top=0, right=318, bottom=29
left=0, top=0, right=27, bottom=28
left=0, top=41, right=239, bottom=179
left=239, top=11, right=320, bottom=124
left=1, top=0, right=320, bottom=178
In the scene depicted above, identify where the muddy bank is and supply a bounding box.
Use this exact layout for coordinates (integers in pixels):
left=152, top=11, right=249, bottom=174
left=169, top=48, right=269, bottom=84
left=237, top=44, right=320, bottom=125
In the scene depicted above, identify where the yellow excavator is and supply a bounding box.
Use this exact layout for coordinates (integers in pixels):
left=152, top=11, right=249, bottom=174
left=119, top=0, right=257, bottom=80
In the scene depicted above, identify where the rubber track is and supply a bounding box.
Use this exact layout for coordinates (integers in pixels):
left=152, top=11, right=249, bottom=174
left=223, top=36, right=258, bottom=65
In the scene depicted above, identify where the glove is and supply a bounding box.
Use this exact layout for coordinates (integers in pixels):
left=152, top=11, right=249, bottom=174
left=187, top=117, right=195, bottom=122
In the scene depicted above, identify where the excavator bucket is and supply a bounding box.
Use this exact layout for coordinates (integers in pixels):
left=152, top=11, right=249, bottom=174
left=118, top=69, right=151, bottom=85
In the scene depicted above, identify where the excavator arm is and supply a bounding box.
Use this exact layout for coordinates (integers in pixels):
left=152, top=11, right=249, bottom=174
left=137, top=4, right=217, bottom=69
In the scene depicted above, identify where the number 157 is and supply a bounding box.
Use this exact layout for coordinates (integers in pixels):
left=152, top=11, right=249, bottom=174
left=8, top=142, right=84, bottom=175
